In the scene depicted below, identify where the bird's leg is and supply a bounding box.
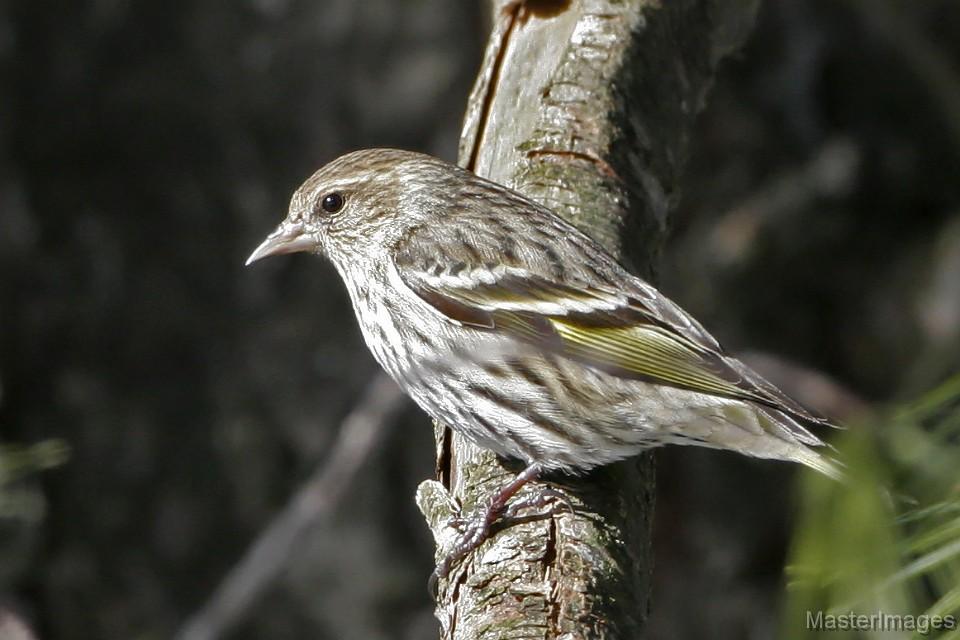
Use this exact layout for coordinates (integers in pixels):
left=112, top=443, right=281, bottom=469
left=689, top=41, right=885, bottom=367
left=431, top=462, right=545, bottom=589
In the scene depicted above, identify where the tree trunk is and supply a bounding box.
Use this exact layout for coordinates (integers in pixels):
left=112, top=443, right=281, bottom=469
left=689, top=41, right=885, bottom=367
left=416, top=1, right=759, bottom=637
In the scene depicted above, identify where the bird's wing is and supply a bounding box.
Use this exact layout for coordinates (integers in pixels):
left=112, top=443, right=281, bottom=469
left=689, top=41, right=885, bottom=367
left=395, top=246, right=828, bottom=427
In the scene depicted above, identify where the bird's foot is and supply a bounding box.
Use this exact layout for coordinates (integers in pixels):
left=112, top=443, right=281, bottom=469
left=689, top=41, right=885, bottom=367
left=429, top=463, right=572, bottom=595
left=500, top=485, right=573, bottom=521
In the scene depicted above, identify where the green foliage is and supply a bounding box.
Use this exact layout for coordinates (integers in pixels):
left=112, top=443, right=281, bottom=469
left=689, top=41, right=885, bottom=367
left=0, top=439, right=70, bottom=521
left=782, top=376, right=960, bottom=639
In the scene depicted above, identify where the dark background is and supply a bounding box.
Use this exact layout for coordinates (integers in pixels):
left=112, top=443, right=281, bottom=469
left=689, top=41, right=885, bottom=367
left=1, top=1, right=958, bottom=638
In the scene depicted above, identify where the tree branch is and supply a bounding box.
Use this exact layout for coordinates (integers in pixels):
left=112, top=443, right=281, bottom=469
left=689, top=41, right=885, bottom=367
left=175, top=373, right=405, bottom=640
left=417, top=0, right=760, bottom=637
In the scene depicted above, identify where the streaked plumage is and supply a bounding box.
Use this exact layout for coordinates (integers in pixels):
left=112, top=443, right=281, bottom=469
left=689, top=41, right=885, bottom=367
left=247, top=148, right=839, bottom=479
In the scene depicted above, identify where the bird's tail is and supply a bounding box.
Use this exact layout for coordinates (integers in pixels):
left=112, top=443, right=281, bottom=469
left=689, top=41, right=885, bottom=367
left=780, top=441, right=845, bottom=481
left=753, top=405, right=845, bottom=480
left=669, top=402, right=845, bottom=481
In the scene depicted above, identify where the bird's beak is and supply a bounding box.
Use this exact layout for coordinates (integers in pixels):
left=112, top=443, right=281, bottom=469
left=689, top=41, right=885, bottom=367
left=245, top=221, right=316, bottom=266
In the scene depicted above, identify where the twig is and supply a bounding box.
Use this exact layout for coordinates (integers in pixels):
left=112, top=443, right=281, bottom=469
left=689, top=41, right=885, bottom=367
left=174, top=373, right=406, bottom=640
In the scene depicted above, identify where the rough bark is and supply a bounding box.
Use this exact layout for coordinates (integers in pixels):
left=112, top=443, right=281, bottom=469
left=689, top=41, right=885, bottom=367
left=416, top=1, right=759, bottom=638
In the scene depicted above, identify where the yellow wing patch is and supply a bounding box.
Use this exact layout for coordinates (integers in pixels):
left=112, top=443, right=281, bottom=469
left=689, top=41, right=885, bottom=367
left=548, top=318, right=749, bottom=399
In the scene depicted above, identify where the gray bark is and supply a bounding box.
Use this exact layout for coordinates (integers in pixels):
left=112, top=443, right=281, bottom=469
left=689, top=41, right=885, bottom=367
left=416, top=1, right=759, bottom=637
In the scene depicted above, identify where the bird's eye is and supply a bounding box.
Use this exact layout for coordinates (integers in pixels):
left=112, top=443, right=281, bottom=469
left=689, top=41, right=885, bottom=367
left=319, top=192, right=345, bottom=214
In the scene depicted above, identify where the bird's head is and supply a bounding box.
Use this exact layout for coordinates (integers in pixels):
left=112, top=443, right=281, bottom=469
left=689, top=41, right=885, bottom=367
left=246, top=148, right=450, bottom=269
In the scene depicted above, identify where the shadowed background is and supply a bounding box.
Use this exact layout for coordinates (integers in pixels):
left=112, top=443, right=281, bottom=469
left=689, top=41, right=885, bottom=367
left=1, top=1, right=958, bottom=639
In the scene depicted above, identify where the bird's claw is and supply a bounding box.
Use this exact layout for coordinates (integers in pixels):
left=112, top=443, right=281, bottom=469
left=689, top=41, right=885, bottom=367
left=500, top=486, right=573, bottom=521
left=429, top=482, right=573, bottom=598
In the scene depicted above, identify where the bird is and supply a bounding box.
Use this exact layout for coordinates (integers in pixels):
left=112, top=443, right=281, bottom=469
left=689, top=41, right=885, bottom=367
left=246, top=148, right=840, bottom=580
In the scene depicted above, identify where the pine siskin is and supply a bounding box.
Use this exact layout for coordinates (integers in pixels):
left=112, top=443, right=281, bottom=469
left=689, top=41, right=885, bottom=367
left=247, top=148, right=839, bottom=577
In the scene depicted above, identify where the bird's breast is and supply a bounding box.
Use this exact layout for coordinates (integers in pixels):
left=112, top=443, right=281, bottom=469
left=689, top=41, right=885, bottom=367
left=343, top=265, right=459, bottom=383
